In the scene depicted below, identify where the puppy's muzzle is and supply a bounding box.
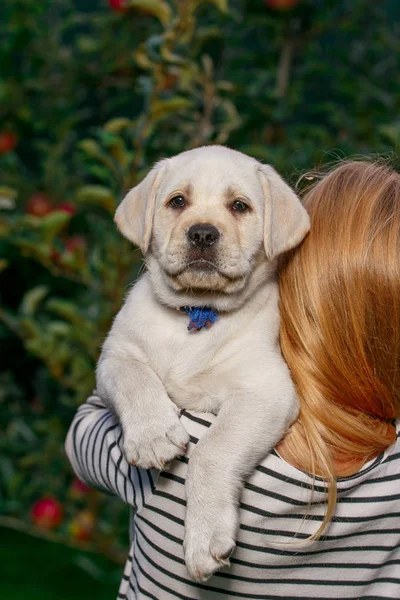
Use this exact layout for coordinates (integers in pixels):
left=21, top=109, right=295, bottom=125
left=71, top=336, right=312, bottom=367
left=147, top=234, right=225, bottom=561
left=187, top=224, right=220, bottom=251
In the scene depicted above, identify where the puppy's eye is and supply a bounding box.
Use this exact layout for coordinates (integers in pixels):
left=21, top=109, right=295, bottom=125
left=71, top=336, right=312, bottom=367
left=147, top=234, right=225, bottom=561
left=232, top=200, right=249, bottom=212
left=169, top=195, right=185, bottom=209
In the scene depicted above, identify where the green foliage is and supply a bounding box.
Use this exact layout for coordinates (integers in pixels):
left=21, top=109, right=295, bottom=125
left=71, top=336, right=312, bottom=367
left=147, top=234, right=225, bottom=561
left=0, top=0, right=399, bottom=557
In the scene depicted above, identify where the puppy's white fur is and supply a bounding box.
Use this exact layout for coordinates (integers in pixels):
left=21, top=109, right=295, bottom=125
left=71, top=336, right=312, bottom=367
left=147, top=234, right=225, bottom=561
left=97, top=145, right=310, bottom=581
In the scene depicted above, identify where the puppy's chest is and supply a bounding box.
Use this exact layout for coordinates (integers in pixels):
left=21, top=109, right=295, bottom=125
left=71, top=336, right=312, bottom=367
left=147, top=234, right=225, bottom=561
left=128, top=278, right=278, bottom=411
left=135, top=311, right=237, bottom=410
left=143, top=313, right=222, bottom=380
left=136, top=310, right=273, bottom=412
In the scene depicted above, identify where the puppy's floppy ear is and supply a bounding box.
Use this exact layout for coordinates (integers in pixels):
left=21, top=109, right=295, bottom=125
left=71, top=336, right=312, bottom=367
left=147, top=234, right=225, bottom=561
left=114, top=160, right=167, bottom=254
left=258, top=164, right=310, bottom=259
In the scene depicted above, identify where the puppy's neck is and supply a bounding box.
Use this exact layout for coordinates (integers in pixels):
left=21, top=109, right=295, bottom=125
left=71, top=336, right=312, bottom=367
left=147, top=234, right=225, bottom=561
left=145, top=254, right=276, bottom=313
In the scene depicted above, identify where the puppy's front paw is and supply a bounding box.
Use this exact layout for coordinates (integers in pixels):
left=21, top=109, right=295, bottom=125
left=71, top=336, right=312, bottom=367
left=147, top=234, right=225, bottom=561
left=184, top=502, right=237, bottom=582
left=123, top=408, right=189, bottom=470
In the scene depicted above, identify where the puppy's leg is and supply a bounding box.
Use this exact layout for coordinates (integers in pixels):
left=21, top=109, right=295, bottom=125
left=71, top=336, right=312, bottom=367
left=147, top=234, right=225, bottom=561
left=97, top=357, right=189, bottom=469
left=183, top=363, right=298, bottom=582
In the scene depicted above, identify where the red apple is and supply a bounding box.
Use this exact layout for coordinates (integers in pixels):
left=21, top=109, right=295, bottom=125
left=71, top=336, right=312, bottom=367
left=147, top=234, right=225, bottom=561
left=68, top=510, right=95, bottom=541
left=31, top=497, right=63, bottom=530
left=57, top=202, right=77, bottom=216
left=26, top=193, right=54, bottom=217
left=65, top=235, right=87, bottom=253
left=0, top=131, right=18, bottom=154
left=108, top=0, right=129, bottom=12
left=265, top=0, right=298, bottom=9
left=69, top=478, right=91, bottom=499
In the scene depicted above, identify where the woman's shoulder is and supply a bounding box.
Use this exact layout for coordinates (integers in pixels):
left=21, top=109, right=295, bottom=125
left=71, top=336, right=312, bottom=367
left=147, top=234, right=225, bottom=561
left=136, top=413, right=400, bottom=599
left=180, top=412, right=400, bottom=489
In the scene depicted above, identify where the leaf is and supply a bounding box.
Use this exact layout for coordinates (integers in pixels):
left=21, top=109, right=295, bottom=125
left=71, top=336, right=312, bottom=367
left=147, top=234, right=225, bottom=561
left=46, top=298, right=87, bottom=328
left=87, top=165, right=111, bottom=183
left=379, top=123, right=400, bottom=145
left=195, top=25, right=223, bottom=46
left=70, top=354, right=93, bottom=382
left=10, top=418, right=38, bottom=443
left=0, top=307, right=20, bottom=335
left=46, top=321, right=72, bottom=336
left=104, top=118, right=132, bottom=133
left=14, top=239, right=52, bottom=262
left=0, top=186, right=17, bottom=199
left=106, top=137, right=130, bottom=167
left=0, top=259, right=8, bottom=274
left=0, top=221, right=10, bottom=237
left=134, top=46, right=154, bottom=70
left=74, top=185, right=116, bottom=213
left=193, top=0, right=229, bottom=13
left=0, top=196, right=15, bottom=210
left=20, top=286, right=49, bottom=316
left=78, top=142, right=118, bottom=178
left=127, top=0, right=172, bottom=26
left=150, top=97, right=194, bottom=121
left=52, top=340, right=73, bottom=364
left=38, top=211, right=71, bottom=243
left=0, top=457, right=14, bottom=482
left=214, top=0, right=229, bottom=12
left=19, top=318, right=42, bottom=340
left=0, top=186, right=18, bottom=209
left=78, top=139, right=105, bottom=160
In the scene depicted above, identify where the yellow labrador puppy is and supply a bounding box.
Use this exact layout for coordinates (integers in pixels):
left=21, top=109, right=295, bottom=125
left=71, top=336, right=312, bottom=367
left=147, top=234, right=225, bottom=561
left=97, top=145, right=309, bottom=581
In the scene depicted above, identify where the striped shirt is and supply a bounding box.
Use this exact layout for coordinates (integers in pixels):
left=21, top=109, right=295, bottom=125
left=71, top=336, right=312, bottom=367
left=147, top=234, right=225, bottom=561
left=65, top=395, right=400, bottom=600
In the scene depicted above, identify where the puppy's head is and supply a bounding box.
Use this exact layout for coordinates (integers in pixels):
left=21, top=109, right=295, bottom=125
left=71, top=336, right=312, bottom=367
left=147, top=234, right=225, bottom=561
left=115, top=146, right=309, bottom=303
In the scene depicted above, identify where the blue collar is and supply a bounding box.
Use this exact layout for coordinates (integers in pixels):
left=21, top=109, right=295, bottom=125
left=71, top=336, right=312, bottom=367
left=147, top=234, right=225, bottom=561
left=180, top=306, right=219, bottom=332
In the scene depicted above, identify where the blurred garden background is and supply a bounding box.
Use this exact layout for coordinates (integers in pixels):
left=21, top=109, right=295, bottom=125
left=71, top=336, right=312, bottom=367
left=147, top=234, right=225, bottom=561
left=1, top=0, right=399, bottom=597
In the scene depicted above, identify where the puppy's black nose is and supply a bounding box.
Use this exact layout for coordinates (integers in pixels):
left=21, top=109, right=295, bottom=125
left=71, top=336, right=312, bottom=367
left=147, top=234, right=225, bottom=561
left=187, top=224, right=220, bottom=250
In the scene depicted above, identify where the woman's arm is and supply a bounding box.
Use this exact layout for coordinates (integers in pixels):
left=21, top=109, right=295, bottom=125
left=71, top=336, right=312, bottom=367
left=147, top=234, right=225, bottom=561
left=65, top=394, right=156, bottom=509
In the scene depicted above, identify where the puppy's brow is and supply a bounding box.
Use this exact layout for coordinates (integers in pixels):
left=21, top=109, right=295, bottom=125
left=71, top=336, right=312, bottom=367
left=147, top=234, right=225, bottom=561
left=225, top=186, right=239, bottom=203
left=225, top=186, right=250, bottom=205
left=183, top=184, right=193, bottom=201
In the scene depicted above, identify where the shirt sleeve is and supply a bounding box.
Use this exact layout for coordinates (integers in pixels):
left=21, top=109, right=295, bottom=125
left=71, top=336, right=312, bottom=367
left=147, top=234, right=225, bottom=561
left=65, top=393, right=157, bottom=510
left=65, top=394, right=218, bottom=512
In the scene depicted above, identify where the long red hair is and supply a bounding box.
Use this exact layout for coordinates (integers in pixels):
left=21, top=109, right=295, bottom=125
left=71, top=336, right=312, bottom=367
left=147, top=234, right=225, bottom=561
left=278, top=161, right=400, bottom=536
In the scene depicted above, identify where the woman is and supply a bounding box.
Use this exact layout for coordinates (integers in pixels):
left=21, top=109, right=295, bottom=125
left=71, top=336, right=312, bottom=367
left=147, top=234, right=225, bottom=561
left=66, top=160, right=400, bottom=599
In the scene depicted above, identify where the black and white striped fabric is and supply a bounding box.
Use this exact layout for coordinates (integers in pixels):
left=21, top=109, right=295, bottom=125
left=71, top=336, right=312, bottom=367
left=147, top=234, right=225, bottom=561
left=66, top=395, right=400, bottom=599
